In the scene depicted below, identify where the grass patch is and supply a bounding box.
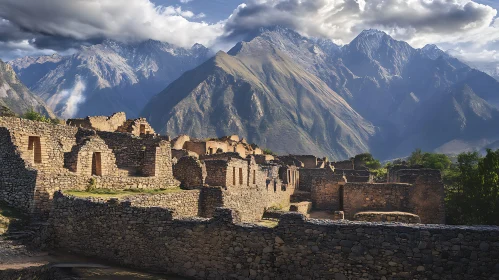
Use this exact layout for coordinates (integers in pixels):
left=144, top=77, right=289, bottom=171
left=257, top=220, right=279, bottom=228
left=0, top=202, right=28, bottom=235
left=66, top=187, right=183, bottom=198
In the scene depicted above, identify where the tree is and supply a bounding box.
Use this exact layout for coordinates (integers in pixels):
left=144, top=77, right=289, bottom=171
left=446, top=150, right=499, bottom=225
left=408, top=148, right=424, bottom=166
left=353, top=153, right=382, bottom=170
left=407, top=149, right=451, bottom=170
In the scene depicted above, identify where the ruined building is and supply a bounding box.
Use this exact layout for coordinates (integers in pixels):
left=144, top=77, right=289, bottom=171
left=0, top=116, right=177, bottom=216
left=0, top=113, right=445, bottom=225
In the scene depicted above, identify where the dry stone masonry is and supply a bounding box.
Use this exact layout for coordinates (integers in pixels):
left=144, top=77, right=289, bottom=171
left=1, top=112, right=498, bottom=279
left=0, top=116, right=178, bottom=217
left=48, top=194, right=499, bottom=280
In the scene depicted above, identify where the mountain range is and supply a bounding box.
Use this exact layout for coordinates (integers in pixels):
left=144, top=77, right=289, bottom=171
left=9, top=40, right=210, bottom=118
left=6, top=27, right=499, bottom=160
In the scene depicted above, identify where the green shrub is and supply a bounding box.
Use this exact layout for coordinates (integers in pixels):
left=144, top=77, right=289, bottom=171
left=86, top=178, right=97, bottom=192
left=22, top=108, right=61, bottom=124
left=263, top=148, right=276, bottom=156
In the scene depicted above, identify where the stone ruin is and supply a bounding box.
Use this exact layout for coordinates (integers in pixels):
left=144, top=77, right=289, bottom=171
left=1, top=113, right=496, bottom=280
left=0, top=113, right=446, bottom=224
left=0, top=115, right=177, bottom=217
left=66, top=112, right=156, bottom=136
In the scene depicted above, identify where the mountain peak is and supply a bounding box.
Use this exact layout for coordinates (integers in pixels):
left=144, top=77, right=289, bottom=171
left=358, top=29, right=388, bottom=38
left=421, top=44, right=447, bottom=60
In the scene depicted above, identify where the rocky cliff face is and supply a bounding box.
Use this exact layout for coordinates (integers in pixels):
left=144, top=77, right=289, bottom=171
left=9, top=40, right=210, bottom=118
left=0, top=59, right=54, bottom=117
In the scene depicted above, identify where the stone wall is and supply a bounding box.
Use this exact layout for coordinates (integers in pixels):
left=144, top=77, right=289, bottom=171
left=171, top=135, right=191, bottom=150
left=124, top=190, right=202, bottom=218
left=354, top=211, right=421, bottom=224
left=0, top=127, right=37, bottom=212
left=49, top=195, right=499, bottom=280
left=342, top=181, right=445, bottom=224
left=332, top=160, right=354, bottom=170
left=334, top=169, right=372, bottom=183
left=204, top=160, right=227, bottom=187
left=64, top=136, right=122, bottom=177
left=343, top=183, right=412, bottom=220
left=0, top=117, right=178, bottom=217
left=97, top=131, right=176, bottom=183
left=310, top=174, right=346, bottom=210
left=116, top=118, right=155, bottom=136
left=173, top=156, right=206, bottom=189
left=67, top=112, right=127, bottom=132
left=291, top=155, right=317, bottom=168
left=298, top=168, right=332, bottom=192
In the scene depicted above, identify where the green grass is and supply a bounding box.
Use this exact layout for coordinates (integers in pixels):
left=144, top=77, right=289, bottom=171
left=0, top=202, right=28, bottom=235
left=257, top=220, right=279, bottom=228
left=66, top=187, right=183, bottom=198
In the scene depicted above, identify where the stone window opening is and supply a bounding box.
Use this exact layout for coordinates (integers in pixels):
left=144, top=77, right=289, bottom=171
left=92, top=152, right=103, bottom=176
left=287, top=170, right=291, bottom=184
left=274, top=181, right=277, bottom=192
left=209, top=148, right=214, bottom=155
left=239, top=168, right=243, bottom=185
left=140, top=124, right=146, bottom=135
left=28, top=136, right=42, bottom=164
left=233, top=167, right=236, bottom=185
left=253, top=170, right=256, bottom=184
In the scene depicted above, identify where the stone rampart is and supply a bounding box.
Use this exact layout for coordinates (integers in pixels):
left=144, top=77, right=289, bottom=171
left=49, top=194, right=499, bottom=280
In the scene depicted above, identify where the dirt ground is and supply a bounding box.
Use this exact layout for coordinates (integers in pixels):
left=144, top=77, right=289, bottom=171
left=0, top=236, right=185, bottom=279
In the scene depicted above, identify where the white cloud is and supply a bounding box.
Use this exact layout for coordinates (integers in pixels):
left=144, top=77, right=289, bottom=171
left=180, top=0, right=193, bottom=3
left=0, top=0, right=224, bottom=48
left=225, top=0, right=498, bottom=48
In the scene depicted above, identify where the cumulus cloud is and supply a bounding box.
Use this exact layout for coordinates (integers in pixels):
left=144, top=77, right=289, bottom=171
left=0, top=0, right=224, bottom=51
left=223, top=0, right=498, bottom=48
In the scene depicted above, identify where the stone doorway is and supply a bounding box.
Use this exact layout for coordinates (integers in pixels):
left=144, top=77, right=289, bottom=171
left=140, top=124, right=146, bottom=135
left=92, top=152, right=102, bottom=176
left=28, top=136, right=42, bottom=164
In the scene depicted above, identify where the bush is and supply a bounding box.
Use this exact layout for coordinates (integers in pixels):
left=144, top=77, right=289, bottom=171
left=263, top=148, right=276, bottom=156
left=86, top=178, right=97, bottom=192
left=22, top=109, right=53, bottom=123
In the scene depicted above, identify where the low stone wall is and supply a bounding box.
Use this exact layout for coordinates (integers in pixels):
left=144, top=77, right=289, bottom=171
left=343, top=183, right=412, bottom=221
left=49, top=194, right=499, bottom=280
left=289, top=201, right=312, bottom=215
left=354, top=211, right=421, bottom=224
left=125, top=190, right=202, bottom=218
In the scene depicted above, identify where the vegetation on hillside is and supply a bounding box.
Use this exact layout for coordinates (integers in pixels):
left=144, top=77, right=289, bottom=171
left=22, top=108, right=61, bottom=124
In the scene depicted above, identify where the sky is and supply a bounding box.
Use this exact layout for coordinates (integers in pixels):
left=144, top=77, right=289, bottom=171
left=0, top=0, right=498, bottom=67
